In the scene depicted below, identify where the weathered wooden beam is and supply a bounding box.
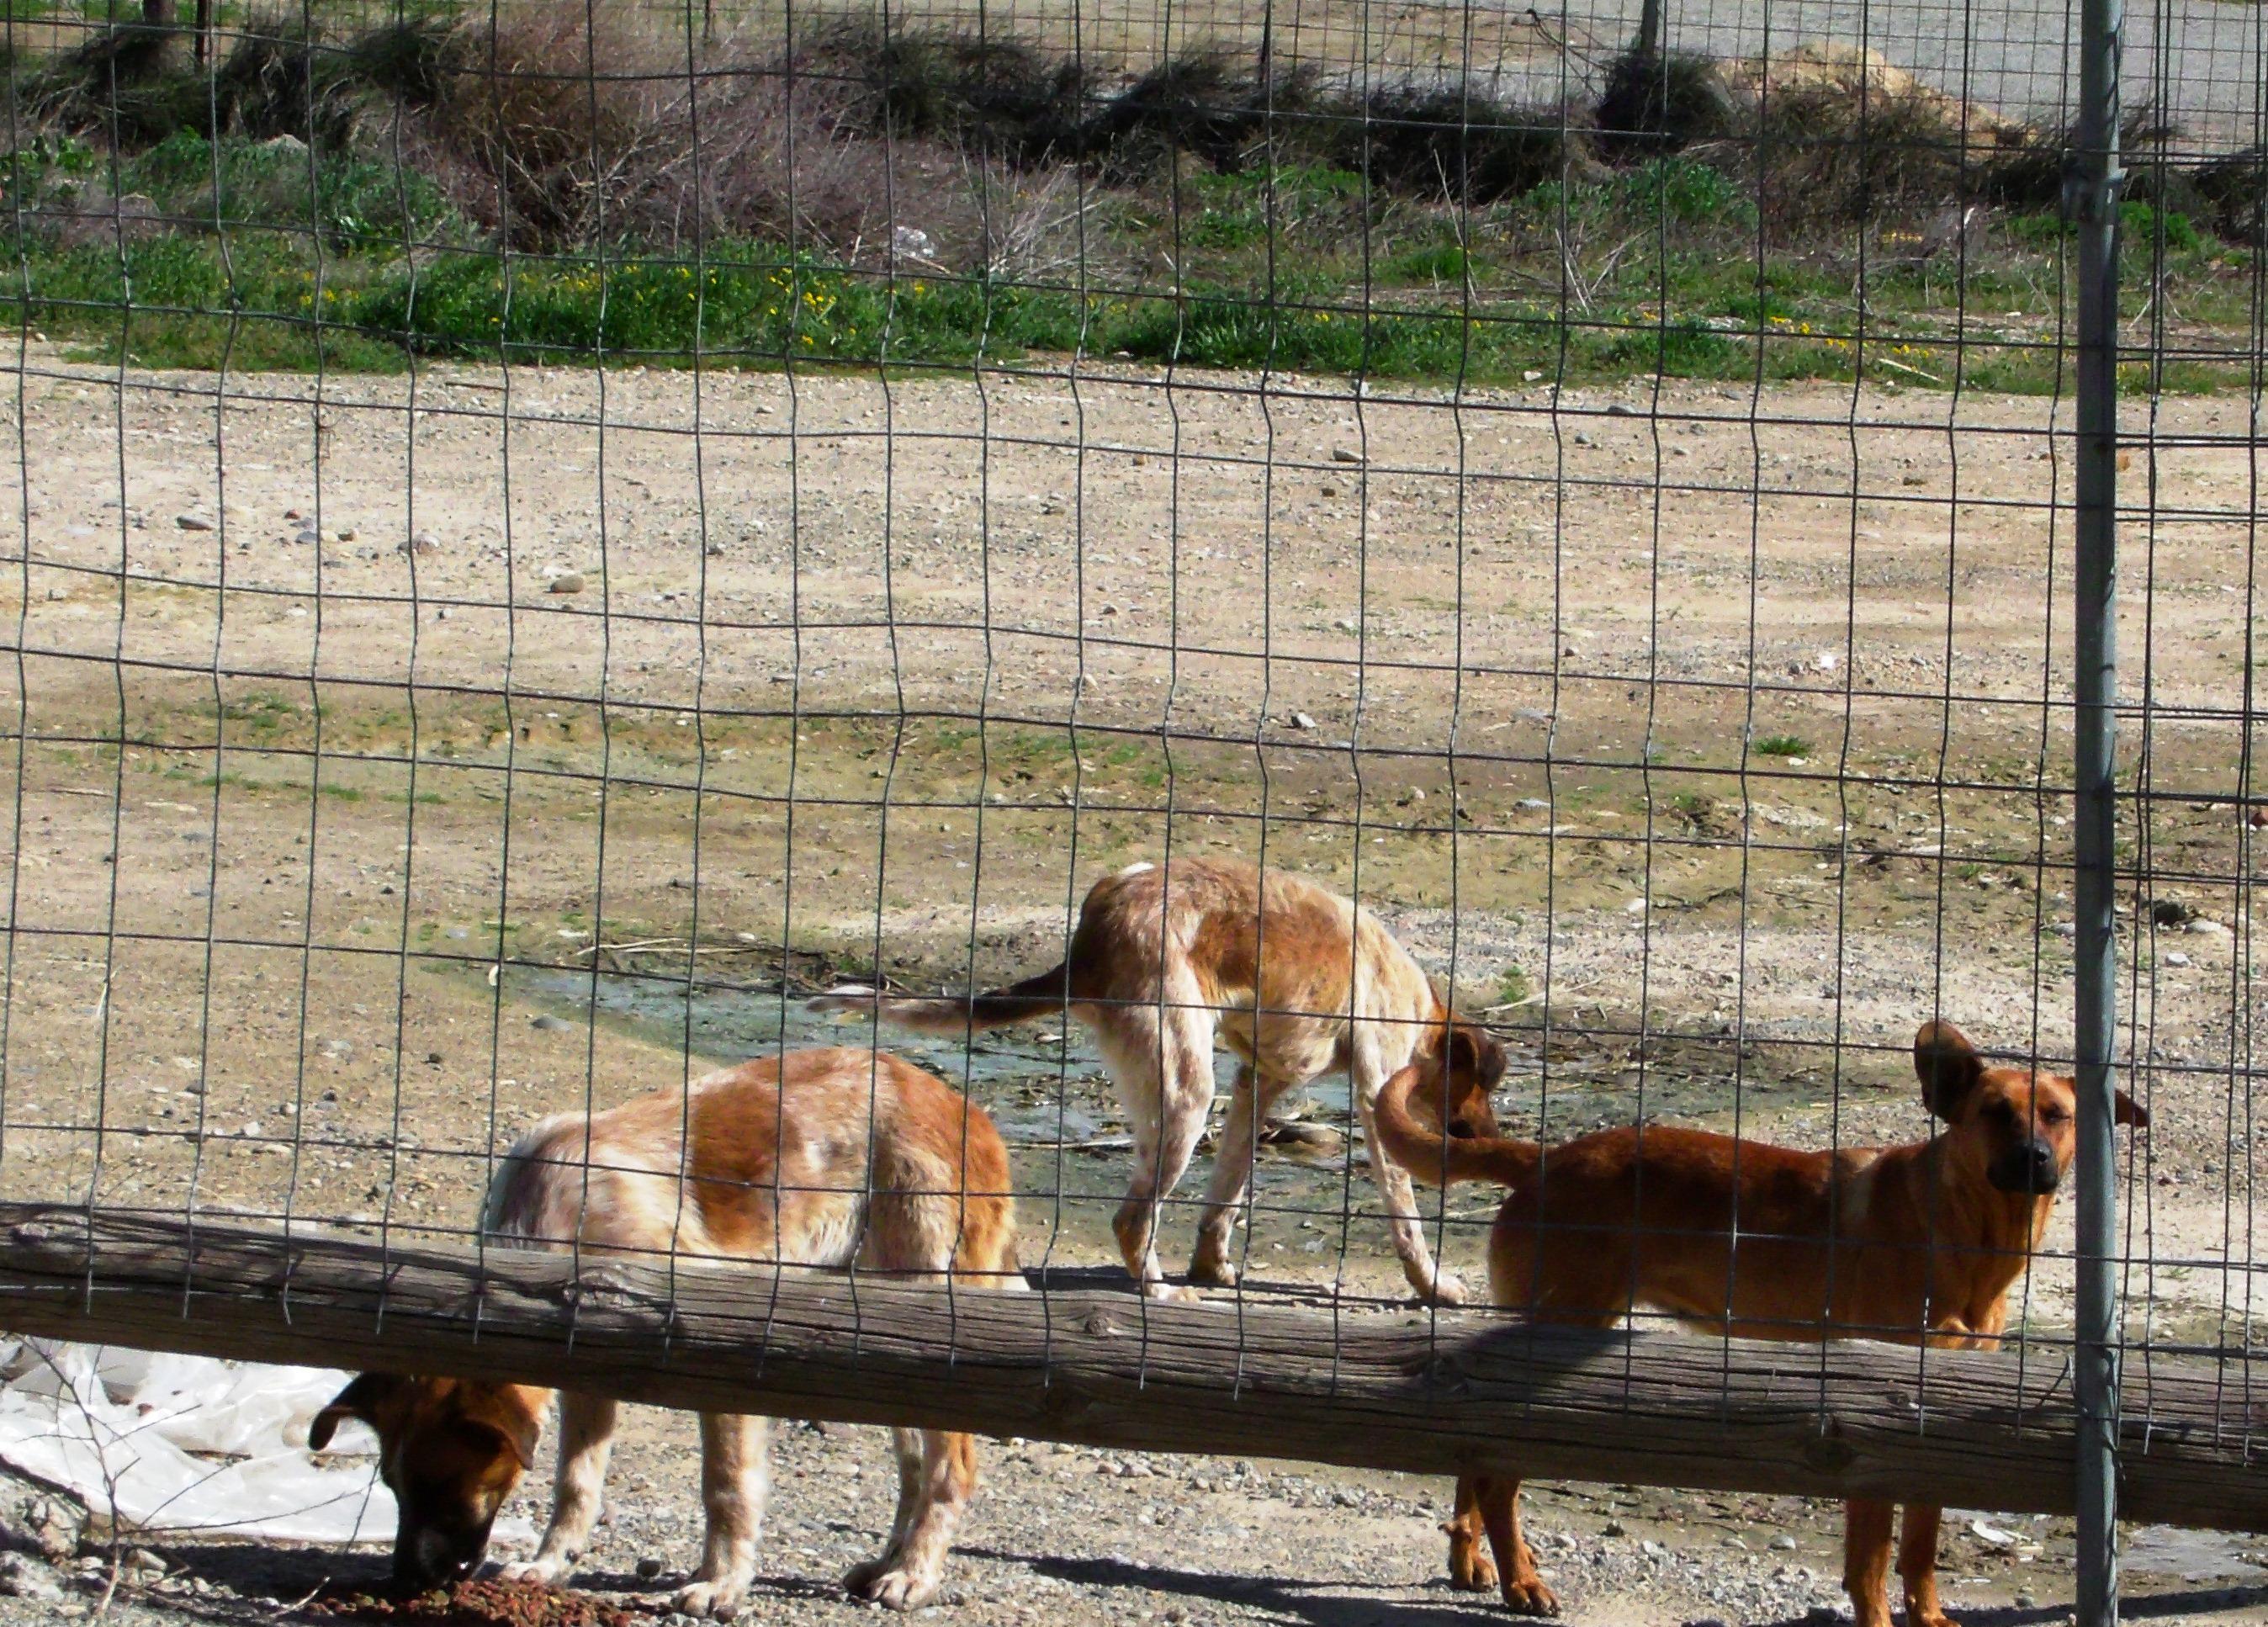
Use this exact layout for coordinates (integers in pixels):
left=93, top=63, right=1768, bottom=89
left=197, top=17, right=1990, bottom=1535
left=2, top=1202, right=2262, bottom=1530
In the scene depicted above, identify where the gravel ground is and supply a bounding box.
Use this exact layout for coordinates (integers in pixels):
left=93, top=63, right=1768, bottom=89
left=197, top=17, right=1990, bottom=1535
left=6, top=1412, right=2268, bottom=1627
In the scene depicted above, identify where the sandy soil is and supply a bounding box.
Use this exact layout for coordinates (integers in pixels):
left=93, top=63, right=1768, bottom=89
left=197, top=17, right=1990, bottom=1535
left=1, top=347, right=2264, bottom=1622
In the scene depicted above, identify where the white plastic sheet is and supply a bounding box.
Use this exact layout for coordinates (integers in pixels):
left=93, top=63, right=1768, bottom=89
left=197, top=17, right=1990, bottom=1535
left=0, top=1341, right=528, bottom=1547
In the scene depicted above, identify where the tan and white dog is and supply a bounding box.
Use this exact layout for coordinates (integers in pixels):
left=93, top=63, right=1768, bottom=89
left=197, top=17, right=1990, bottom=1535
left=311, top=1047, right=1020, bottom=1619
left=813, top=856, right=1503, bottom=1302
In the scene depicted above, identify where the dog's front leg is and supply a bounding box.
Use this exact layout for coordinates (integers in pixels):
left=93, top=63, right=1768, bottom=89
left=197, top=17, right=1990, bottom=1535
left=672, top=1413, right=769, bottom=1620
left=1355, top=1089, right=1465, bottom=1305
left=1898, top=1504, right=1958, bottom=1627
left=1841, top=1498, right=1897, bottom=1627
left=1472, top=1475, right=1556, bottom=1615
left=1444, top=1474, right=1497, bottom=1591
left=504, top=1391, right=614, bottom=1585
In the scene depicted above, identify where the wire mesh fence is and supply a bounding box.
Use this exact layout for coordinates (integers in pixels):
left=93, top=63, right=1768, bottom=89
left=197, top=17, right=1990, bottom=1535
left=0, top=0, right=2262, bottom=1619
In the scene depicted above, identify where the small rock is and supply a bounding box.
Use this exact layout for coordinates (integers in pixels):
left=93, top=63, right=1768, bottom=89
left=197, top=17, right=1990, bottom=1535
left=1290, top=712, right=1318, bottom=730
left=176, top=513, right=215, bottom=532
left=317, top=1037, right=352, bottom=1062
left=1572, top=431, right=1595, bottom=447
left=125, top=1548, right=166, bottom=1577
left=531, top=1014, right=574, bottom=1032
left=548, top=572, right=586, bottom=595
left=1522, top=369, right=1544, bottom=382
left=0, top=1553, right=63, bottom=1602
left=1602, top=1520, right=1628, bottom=1537
left=1320, top=483, right=1340, bottom=498
left=405, top=529, right=439, bottom=556
left=637, top=1557, right=665, bottom=1580
left=1772, top=1534, right=1799, bottom=1551
left=2015, top=1593, right=2037, bottom=1608
left=1331, top=447, right=1364, bottom=464
left=1605, top=402, right=1638, bottom=416
left=294, top=528, right=320, bottom=546
left=2164, top=951, right=2191, bottom=967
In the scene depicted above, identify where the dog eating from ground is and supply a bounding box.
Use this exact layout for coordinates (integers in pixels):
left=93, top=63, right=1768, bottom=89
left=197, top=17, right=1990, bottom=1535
left=813, top=855, right=1503, bottom=1302
left=1370, top=1019, right=2145, bottom=1627
left=311, top=1047, right=1019, bottom=1619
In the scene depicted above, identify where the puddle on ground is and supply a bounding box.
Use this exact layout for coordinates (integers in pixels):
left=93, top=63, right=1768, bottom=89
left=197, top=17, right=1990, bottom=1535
left=497, top=964, right=1850, bottom=1298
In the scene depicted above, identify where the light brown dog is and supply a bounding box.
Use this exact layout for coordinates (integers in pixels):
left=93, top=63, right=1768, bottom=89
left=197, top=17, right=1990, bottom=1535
left=312, top=1047, right=1019, bottom=1619
left=1371, top=1020, right=2145, bottom=1627
left=813, top=855, right=1502, bottom=1302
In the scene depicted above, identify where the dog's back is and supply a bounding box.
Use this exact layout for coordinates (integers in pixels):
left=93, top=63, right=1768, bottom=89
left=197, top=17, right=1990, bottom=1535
left=483, top=1047, right=1017, bottom=1282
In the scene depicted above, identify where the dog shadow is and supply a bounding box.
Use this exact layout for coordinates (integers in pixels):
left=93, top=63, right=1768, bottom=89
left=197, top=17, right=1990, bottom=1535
left=969, top=1545, right=1507, bottom=1626
left=1752, top=1583, right=2268, bottom=1627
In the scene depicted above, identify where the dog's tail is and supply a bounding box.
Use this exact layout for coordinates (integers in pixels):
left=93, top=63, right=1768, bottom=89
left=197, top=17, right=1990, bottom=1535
left=808, top=963, right=1074, bottom=1035
left=1373, top=1063, right=1541, bottom=1189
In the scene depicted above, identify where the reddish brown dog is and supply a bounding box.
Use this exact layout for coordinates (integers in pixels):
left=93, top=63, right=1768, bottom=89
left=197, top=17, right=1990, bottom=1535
left=312, top=1047, right=1019, bottom=1619
left=1372, top=1020, right=2145, bottom=1627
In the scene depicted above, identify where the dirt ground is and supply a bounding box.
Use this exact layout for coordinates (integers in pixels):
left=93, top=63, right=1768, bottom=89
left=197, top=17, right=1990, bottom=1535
left=2, top=347, right=2265, bottom=1622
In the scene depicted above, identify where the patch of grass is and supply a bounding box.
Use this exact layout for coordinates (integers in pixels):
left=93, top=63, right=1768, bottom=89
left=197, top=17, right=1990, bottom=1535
left=1380, top=241, right=1473, bottom=285
left=1494, top=963, right=1531, bottom=1005
left=1752, top=734, right=1812, bottom=759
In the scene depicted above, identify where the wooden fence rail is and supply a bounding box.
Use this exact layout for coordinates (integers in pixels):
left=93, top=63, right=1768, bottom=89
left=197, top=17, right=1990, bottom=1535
left=3, top=1202, right=2263, bottom=1530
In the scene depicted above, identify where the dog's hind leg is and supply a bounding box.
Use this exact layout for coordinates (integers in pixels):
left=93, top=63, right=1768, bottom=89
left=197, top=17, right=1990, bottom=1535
left=1841, top=1498, right=1896, bottom=1627
left=845, top=1429, right=977, bottom=1611
left=504, top=1391, right=614, bottom=1585
left=1444, top=1474, right=1497, bottom=1591
left=1100, top=994, right=1216, bottom=1300
left=1473, top=1474, right=1557, bottom=1616
left=1190, top=1062, right=1282, bottom=1286
left=1896, top=1505, right=1956, bottom=1627
left=672, top=1413, right=769, bottom=1620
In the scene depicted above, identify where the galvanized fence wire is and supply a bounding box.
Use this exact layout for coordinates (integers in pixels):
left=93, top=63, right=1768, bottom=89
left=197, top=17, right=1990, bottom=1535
left=0, top=0, right=2260, bottom=1612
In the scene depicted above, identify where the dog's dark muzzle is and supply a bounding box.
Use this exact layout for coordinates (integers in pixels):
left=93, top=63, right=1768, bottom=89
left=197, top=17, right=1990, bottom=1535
left=1988, top=1138, right=2059, bottom=1195
left=394, top=1521, right=491, bottom=1591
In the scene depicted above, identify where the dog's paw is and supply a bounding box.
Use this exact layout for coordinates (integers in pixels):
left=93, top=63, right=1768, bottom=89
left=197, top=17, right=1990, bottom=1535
left=1420, top=1269, right=1469, bottom=1307
left=1499, top=1577, right=1560, bottom=1617
left=1142, top=1280, right=1206, bottom=1304
left=1447, top=1550, right=1497, bottom=1591
left=501, top=1557, right=569, bottom=1586
left=670, top=1579, right=748, bottom=1620
left=1186, top=1249, right=1239, bottom=1288
left=844, top=1558, right=941, bottom=1612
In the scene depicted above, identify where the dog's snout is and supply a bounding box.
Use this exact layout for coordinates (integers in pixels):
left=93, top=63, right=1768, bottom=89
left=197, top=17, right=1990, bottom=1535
left=1988, top=1137, right=2060, bottom=1195
left=395, top=1524, right=481, bottom=1590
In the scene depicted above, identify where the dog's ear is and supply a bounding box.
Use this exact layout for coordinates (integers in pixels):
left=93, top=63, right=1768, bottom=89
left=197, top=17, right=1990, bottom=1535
left=309, top=1373, right=405, bottom=1452
left=2115, top=1087, right=2149, bottom=1129
left=1445, top=1021, right=1503, bottom=1090
left=1914, top=1020, right=1984, bottom=1121
left=458, top=1386, right=543, bottom=1472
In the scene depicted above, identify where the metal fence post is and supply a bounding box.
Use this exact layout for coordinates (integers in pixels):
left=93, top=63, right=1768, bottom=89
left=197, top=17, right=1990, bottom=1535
left=2071, top=0, right=2126, bottom=1614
